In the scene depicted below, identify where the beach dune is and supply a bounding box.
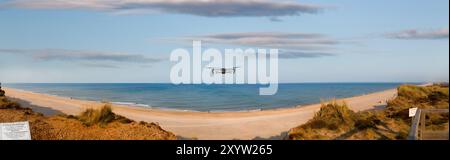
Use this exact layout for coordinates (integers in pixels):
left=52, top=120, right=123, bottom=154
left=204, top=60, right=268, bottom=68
left=4, top=87, right=397, bottom=140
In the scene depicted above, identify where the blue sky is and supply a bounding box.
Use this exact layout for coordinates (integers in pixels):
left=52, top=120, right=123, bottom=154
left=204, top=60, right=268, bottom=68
left=0, top=0, right=448, bottom=83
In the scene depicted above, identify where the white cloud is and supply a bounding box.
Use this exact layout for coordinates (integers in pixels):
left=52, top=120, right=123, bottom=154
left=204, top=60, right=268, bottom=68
left=2, top=0, right=325, bottom=17
left=179, top=32, right=339, bottom=58
left=0, top=48, right=162, bottom=68
left=385, top=28, right=449, bottom=40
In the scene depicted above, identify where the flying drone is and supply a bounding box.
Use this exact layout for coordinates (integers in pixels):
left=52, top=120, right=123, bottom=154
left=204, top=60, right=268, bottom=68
left=208, top=67, right=240, bottom=75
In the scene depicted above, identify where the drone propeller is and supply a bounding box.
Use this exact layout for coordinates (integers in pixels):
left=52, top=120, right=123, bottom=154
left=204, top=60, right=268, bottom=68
left=207, top=66, right=240, bottom=69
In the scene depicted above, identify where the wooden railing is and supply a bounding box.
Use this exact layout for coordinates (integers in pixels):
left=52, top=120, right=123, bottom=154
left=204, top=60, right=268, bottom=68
left=408, top=109, right=449, bottom=140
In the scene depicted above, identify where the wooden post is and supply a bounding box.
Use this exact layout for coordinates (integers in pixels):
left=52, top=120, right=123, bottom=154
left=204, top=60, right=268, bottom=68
left=408, top=109, right=422, bottom=140
left=409, top=109, right=448, bottom=140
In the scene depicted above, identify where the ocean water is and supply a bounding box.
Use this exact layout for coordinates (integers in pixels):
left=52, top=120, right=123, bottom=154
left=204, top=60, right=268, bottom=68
left=4, top=83, right=406, bottom=112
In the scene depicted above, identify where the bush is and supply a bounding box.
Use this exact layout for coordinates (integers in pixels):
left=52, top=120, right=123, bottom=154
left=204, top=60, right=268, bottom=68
left=0, top=87, right=22, bottom=109
left=428, top=91, right=447, bottom=103
left=77, top=104, right=134, bottom=127
left=385, top=85, right=449, bottom=119
left=397, top=85, right=430, bottom=101
left=289, top=101, right=356, bottom=140
left=296, top=101, right=383, bottom=131
left=0, top=85, right=5, bottom=97
left=312, top=101, right=355, bottom=130
left=78, top=104, right=117, bottom=126
left=355, top=112, right=382, bottom=130
left=0, top=97, right=22, bottom=109
left=289, top=85, right=449, bottom=140
left=425, top=113, right=449, bottom=130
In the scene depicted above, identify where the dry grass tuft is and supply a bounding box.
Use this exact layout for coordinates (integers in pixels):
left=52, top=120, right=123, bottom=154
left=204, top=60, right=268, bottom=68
left=77, top=104, right=133, bottom=127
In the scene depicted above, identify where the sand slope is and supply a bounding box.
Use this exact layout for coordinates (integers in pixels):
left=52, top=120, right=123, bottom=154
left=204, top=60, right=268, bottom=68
left=0, top=107, right=177, bottom=140
left=4, top=87, right=397, bottom=140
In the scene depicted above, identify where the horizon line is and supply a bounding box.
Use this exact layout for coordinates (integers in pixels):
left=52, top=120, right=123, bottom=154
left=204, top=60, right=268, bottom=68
left=2, top=82, right=435, bottom=84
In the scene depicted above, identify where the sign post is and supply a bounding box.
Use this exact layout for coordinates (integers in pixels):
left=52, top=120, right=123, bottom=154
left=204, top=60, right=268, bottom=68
left=0, top=121, right=32, bottom=140
left=409, top=107, right=418, bottom=117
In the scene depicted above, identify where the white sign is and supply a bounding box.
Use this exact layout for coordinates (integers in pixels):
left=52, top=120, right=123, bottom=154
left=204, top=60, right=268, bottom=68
left=409, top=108, right=418, bottom=117
left=0, top=121, right=31, bottom=140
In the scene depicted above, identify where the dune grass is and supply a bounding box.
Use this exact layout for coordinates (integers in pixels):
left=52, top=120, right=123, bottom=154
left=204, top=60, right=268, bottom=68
left=288, top=101, right=355, bottom=140
left=308, top=101, right=355, bottom=131
left=0, top=86, right=133, bottom=126
left=1, top=101, right=176, bottom=140
left=77, top=104, right=134, bottom=127
left=385, top=85, right=449, bottom=131
left=1, top=88, right=176, bottom=140
left=288, top=101, right=408, bottom=140
left=386, top=85, right=449, bottom=119
left=288, top=84, right=449, bottom=140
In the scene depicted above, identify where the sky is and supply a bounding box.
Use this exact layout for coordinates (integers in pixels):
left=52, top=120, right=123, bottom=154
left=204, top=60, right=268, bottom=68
left=0, top=0, right=448, bottom=83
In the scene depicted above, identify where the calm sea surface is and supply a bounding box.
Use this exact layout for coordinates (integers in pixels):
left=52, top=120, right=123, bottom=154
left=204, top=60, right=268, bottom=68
left=4, top=83, right=407, bottom=111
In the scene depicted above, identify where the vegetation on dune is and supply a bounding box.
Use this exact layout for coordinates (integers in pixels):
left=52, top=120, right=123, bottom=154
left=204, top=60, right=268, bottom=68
left=386, top=84, right=449, bottom=131
left=288, top=101, right=400, bottom=140
left=0, top=84, right=5, bottom=97
left=288, top=84, right=449, bottom=140
left=77, top=104, right=133, bottom=127
left=0, top=84, right=23, bottom=109
left=386, top=85, right=448, bottom=117
left=288, top=101, right=354, bottom=140
left=0, top=96, right=23, bottom=110
left=0, top=89, right=176, bottom=140
left=305, top=102, right=355, bottom=131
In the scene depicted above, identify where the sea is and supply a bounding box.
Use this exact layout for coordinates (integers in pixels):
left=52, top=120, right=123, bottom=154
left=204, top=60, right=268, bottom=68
left=4, top=83, right=409, bottom=112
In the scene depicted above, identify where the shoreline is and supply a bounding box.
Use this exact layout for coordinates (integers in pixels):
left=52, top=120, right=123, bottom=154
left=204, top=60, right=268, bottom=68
left=3, top=87, right=399, bottom=140
left=4, top=86, right=396, bottom=114
left=3, top=85, right=399, bottom=113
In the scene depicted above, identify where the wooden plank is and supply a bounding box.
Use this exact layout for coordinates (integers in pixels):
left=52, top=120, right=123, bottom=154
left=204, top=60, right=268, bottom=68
left=420, top=111, right=426, bottom=140
left=409, top=109, right=449, bottom=140
left=422, top=131, right=449, bottom=140
left=408, top=109, right=422, bottom=140
left=421, top=109, right=449, bottom=113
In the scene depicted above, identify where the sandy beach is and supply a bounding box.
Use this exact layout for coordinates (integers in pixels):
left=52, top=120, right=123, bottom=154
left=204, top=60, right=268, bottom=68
left=4, top=87, right=398, bottom=140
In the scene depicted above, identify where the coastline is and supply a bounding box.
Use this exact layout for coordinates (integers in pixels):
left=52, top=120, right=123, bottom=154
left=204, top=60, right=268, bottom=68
left=3, top=87, right=399, bottom=140
left=3, top=83, right=404, bottom=112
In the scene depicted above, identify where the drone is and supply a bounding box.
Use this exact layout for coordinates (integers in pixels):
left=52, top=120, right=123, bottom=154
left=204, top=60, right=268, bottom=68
left=208, top=67, right=240, bottom=75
